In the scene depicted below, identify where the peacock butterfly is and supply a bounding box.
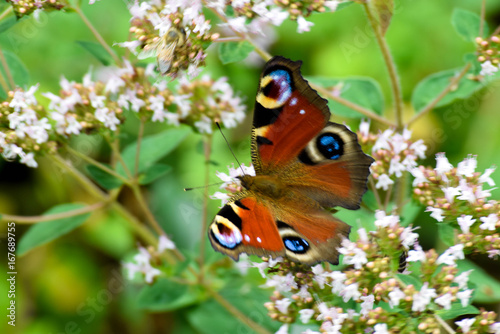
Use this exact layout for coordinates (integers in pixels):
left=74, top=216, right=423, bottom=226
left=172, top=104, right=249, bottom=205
left=209, top=56, right=374, bottom=265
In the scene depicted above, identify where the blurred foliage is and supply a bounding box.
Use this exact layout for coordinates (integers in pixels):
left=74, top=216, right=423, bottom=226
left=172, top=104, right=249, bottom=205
left=0, top=0, right=500, bottom=333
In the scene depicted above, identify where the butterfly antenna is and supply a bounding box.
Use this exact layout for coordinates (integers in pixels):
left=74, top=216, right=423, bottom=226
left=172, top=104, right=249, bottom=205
left=184, top=181, right=225, bottom=191
left=216, top=122, right=246, bottom=176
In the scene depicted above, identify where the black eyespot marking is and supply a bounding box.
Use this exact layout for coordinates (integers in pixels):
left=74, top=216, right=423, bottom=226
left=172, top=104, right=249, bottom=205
left=234, top=200, right=250, bottom=211
left=317, top=133, right=344, bottom=160
left=283, top=236, right=309, bottom=254
left=253, top=102, right=280, bottom=128
left=297, top=150, right=314, bottom=165
left=256, top=136, right=273, bottom=146
left=218, top=205, right=242, bottom=231
left=277, top=221, right=292, bottom=230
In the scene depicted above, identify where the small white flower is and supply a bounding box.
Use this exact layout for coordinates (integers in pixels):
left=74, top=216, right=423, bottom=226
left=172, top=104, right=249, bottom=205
left=489, top=322, right=500, bottom=334
left=339, top=282, right=361, bottom=302
left=372, top=129, right=393, bottom=152
left=194, top=115, right=213, bottom=134
left=225, top=16, right=248, bottom=33
left=329, top=271, right=347, bottom=294
left=457, top=155, right=477, bottom=178
left=360, top=295, right=374, bottom=315
left=389, top=157, right=406, bottom=177
left=407, top=244, right=426, bottom=262
left=436, top=244, right=464, bottom=266
left=324, top=1, right=340, bottom=11
left=20, top=152, right=38, bottom=168
left=375, top=174, right=394, bottom=190
left=479, top=213, right=498, bottom=231
left=457, top=215, right=476, bottom=234
left=297, top=285, right=312, bottom=300
left=480, top=60, right=498, bottom=76
left=373, top=323, right=389, bottom=334
left=297, top=16, right=314, bottom=33
left=95, top=108, right=120, bottom=131
left=374, top=210, right=400, bottom=228
left=338, top=239, right=367, bottom=269
left=410, top=167, right=428, bottom=186
left=455, top=318, right=475, bottom=333
left=298, top=309, right=315, bottom=324
left=359, top=119, right=370, bottom=137
left=426, top=207, right=444, bottom=222
left=158, top=235, right=175, bottom=252
left=400, top=226, right=419, bottom=249
left=105, top=76, right=125, bottom=94
left=454, top=270, right=473, bottom=289
left=410, top=139, right=427, bottom=159
left=435, top=152, right=453, bottom=179
left=457, top=179, right=477, bottom=203
left=275, top=323, right=289, bottom=334
left=252, top=261, right=269, bottom=278
left=412, top=282, right=436, bottom=312
left=479, top=167, right=496, bottom=186
left=388, top=287, right=405, bottom=308
left=435, top=293, right=453, bottom=309
left=442, top=186, right=461, bottom=203
left=275, top=298, right=292, bottom=314
left=457, top=289, right=473, bottom=307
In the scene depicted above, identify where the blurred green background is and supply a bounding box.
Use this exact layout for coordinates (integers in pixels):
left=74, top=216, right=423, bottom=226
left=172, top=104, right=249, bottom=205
left=1, top=0, right=500, bottom=333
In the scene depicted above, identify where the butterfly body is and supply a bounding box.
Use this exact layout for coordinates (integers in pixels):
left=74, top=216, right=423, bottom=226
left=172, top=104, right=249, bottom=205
left=209, top=56, right=374, bottom=265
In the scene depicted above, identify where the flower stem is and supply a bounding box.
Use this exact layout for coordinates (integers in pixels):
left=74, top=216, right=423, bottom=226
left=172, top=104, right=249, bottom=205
left=434, top=314, right=456, bottom=334
left=72, top=5, right=122, bottom=66
left=130, top=183, right=164, bottom=235
left=0, top=201, right=106, bottom=224
left=312, top=84, right=396, bottom=127
left=0, top=48, right=15, bottom=90
left=368, top=177, right=383, bottom=209
left=208, top=288, right=272, bottom=334
left=50, top=154, right=157, bottom=245
left=0, top=6, right=13, bottom=21
left=65, top=144, right=130, bottom=184
left=134, top=120, right=145, bottom=176
left=198, top=134, right=212, bottom=284
left=407, top=63, right=471, bottom=128
left=480, top=0, right=486, bottom=38
left=363, top=3, right=404, bottom=130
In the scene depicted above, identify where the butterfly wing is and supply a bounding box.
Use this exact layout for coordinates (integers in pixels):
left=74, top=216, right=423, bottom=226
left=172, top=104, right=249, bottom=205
left=208, top=192, right=350, bottom=265
left=251, top=56, right=373, bottom=210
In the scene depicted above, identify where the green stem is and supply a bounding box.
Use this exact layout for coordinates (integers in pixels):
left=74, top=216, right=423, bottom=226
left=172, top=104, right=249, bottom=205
left=208, top=288, right=272, bottom=334
left=368, top=177, right=383, bottom=209
left=50, top=154, right=157, bottom=245
left=0, top=48, right=15, bottom=90
left=434, top=314, right=456, bottom=334
left=313, top=84, right=396, bottom=127
left=480, top=0, right=486, bottom=38
left=65, top=144, right=130, bottom=184
left=198, top=134, right=212, bottom=284
left=108, top=135, right=134, bottom=180
left=72, top=5, right=121, bottom=66
left=383, top=183, right=393, bottom=212
left=0, top=202, right=106, bottom=224
left=134, top=120, right=145, bottom=176
left=0, top=6, right=13, bottom=21
left=130, top=184, right=164, bottom=235
left=407, top=63, right=471, bottom=128
left=364, top=3, right=404, bottom=130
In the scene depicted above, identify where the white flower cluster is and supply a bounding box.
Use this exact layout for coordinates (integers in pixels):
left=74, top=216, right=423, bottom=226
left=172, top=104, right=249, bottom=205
left=123, top=235, right=175, bottom=283
left=363, top=120, right=427, bottom=191
left=210, top=0, right=340, bottom=35
left=211, top=163, right=256, bottom=206
left=3, top=85, right=51, bottom=168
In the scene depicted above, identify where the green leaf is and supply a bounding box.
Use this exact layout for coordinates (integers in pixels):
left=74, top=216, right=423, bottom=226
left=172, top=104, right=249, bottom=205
left=411, top=67, right=482, bottom=111
left=337, top=2, right=354, bottom=11
left=86, top=164, right=124, bottom=190
left=0, top=50, right=30, bottom=99
left=368, top=0, right=394, bottom=35
left=436, top=303, right=479, bottom=320
left=451, top=8, right=488, bottom=42
left=437, top=223, right=455, bottom=247
left=0, top=16, right=18, bottom=34
left=17, top=203, right=90, bottom=256
left=76, top=41, right=114, bottom=66
left=187, top=279, right=280, bottom=333
left=138, top=163, right=172, bottom=185
left=218, top=41, right=255, bottom=64
left=137, top=279, right=202, bottom=312
left=118, top=127, right=190, bottom=177
left=396, top=273, right=423, bottom=289
left=308, top=76, right=384, bottom=118
left=457, top=260, right=500, bottom=303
